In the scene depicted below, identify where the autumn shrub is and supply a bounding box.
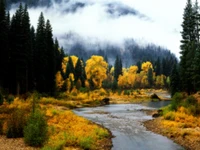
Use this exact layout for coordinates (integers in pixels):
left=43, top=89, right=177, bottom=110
left=79, top=87, right=89, bottom=93
left=6, top=94, right=14, bottom=104
left=170, top=92, right=184, bottom=111
left=124, top=90, right=131, bottom=96
left=24, top=109, right=48, bottom=147
left=117, top=89, right=122, bottom=95
left=6, top=108, right=27, bottom=138
left=185, top=96, right=198, bottom=105
left=183, top=96, right=200, bottom=115
left=164, top=111, right=175, bottom=121
left=95, top=127, right=109, bottom=139
left=79, top=137, right=93, bottom=149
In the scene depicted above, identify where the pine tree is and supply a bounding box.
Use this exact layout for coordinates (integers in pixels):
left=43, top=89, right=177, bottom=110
left=54, top=38, right=64, bottom=73
left=192, top=0, right=200, bottom=91
left=170, top=65, right=180, bottom=96
left=45, top=19, right=56, bottom=95
left=65, top=56, right=74, bottom=79
left=9, top=3, right=31, bottom=94
left=35, top=12, right=47, bottom=93
left=155, top=58, right=161, bottom=76
left=30, top=26, right=36, bottom=89
left=74, top=58, right=82, bottom=82
left=180, top=0, right=196, bottom=94
left=114, top=56, right=122, bottom=81
left=0, top=0, right=9, bottom=88
left=136, top=61, right=141, bottom=73
left=147, top=68, right=153, bottom=87
left=22, top=4, right=32, bottom=92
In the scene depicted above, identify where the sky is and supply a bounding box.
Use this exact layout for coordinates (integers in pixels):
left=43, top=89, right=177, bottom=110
left=10, top=0, right=192, bottom=58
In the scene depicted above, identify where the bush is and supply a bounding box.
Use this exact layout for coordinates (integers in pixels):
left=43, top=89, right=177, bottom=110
left=164, top=112, right=175, bottom=121
left=6, top=108, right=27, bottom=138
left=170, top=92, right=184, bottom=111
left=184, top=96, right=200, bottom=115
left=124, top=90, right=130, bottom=96
left=185, top=96, right=198, bottom=106
left=6, top=94, right=14, bottom=104
left=24, top=110, right=48, bottom=147
left=79, top=137, right=93, bottom=150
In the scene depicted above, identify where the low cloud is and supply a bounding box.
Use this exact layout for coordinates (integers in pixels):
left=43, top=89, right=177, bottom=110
left=10, top=0, right=189, bottom=57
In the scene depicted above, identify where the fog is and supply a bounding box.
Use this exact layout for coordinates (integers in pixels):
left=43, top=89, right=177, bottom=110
left=10, top=0, right=190, bottom=57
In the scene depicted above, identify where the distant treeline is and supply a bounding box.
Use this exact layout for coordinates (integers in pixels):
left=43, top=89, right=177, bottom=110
left=5, top=0, right=54, bottom=8
left=68, top=40, right=178, bottom=77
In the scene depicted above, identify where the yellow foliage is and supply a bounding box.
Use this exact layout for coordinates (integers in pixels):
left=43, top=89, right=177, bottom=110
left=129, top=65, right=138, bottom=74
left=46, top=109, right=109, bottom=149
left=62, top=56, right=79, bottom=73
left=55, top=71, right=64, bottom=90
left=85, top=80, right=90, bottom=89
left=141, top=75, right=148, bottom=87
left=69, top=73, right=74, bottom=81
left=110, top=67, right=114, bottom=75
left=155, top=74, right=166, bottom=87
left=141, top=61, right=153, bottom=73
left=118, top=65, right=137, bottom=88
left=85, top=55, right=108, bottom=88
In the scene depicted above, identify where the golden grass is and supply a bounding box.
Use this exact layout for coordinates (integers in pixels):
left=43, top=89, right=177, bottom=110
left=162, top=106, right=200, bottom=138
left=0, top=95, right=110, bottom=150
left=44, top=107, right=109, bottom=149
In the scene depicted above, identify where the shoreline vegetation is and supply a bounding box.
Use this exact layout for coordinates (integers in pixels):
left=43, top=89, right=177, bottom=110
left=1, top=89, right=200, bottom=150
left=144, top=92, right=200, bottom=150
left=0, top=89, right=167, bottom=150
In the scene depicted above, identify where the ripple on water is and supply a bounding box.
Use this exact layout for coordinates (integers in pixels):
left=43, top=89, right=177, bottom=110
left=74, top=103, right=184, bottom=150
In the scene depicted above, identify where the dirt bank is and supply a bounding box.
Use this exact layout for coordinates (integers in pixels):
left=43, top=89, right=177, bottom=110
left=144, top=118, right=200, bottom=150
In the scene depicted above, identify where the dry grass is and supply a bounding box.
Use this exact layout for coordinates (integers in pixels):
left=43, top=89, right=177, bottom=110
left=0, top=95, right=112, bottom=150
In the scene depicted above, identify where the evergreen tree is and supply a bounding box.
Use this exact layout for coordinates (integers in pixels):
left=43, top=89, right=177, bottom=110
left=9, top=3, right=31, bottom=94
left=147, top=68, right=153, bottom=87
left=170, top=65, right=180, bottom=96
left=74, top=58, right=82, bottom=82
left=179, top=0, right=196, bottom=94
left=65, top=56, right=74, bottom=79
left=54, top=38, right=64, bottom=73
left=136, top=61, right=141, bottom=73
left=30, top=26, right=36, bottom=90
left=114, top=56, right=122, bottom=81
left=22, top=4, right=32, bottom=92
left=45, top=19, right=56, bottom=95
left=35, top=12, right=47, bottom=93
left=0, top=0, right=9, bottom=88
left=192, top=0, right=200, bottom=91
left=155, top=58, right=161, bottom=76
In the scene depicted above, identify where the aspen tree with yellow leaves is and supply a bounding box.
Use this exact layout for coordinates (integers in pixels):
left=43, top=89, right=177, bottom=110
left=85, top=55, right=108, bottom=89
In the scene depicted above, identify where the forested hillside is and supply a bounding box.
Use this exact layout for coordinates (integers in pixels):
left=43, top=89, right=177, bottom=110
left=66, top=34, right=177, bottom=72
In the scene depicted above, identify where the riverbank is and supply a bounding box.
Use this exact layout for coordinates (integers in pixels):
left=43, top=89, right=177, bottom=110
left=144, top=117, right=200, bottom=150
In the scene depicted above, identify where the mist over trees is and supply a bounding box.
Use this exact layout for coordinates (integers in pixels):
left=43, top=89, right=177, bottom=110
left=65, top=36, right=177, bottom=77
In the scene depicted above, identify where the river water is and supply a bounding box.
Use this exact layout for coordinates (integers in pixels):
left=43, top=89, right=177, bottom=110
left=74, top=101, right=184, bottom=150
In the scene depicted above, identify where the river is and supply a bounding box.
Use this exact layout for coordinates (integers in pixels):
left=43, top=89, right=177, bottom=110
left=74, top=101, right=184, bottom=150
